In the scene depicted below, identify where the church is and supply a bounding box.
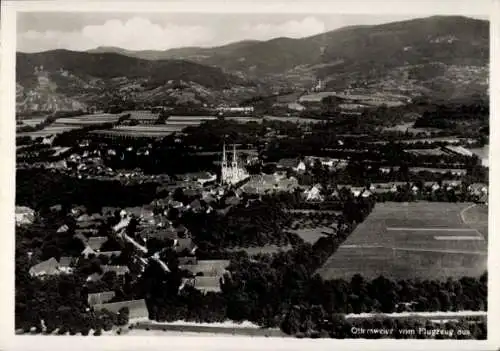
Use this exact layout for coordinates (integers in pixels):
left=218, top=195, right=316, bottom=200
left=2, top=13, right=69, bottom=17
left=220, top=144, right=250, bottom=185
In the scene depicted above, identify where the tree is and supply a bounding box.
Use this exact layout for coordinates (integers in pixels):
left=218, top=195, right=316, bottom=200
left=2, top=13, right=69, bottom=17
left=117, top=307, right=130, bottom=326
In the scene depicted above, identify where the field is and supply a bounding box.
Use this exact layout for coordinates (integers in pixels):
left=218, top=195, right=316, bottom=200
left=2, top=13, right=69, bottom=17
left=225, top=116, right=325, bottom=124
left=404, top=148, right=448, bottom=156
left=371, top=137, right=475, bottom=145
left=317, top=202, right=487, bottom=281
left=17, top=124, right=81, bottom=138
left=298, top=92, right=406, bottom=107
left=90, top=125, right=184, bottom=138
left=408, top=167, right=467, bottom=175
left=55, top=113, right=122, bottom=125
left=17, top=117, right=46, bottom=127
left=383, top=123, right=440, bottom=135
left=288, top=227, right=333, bottom=244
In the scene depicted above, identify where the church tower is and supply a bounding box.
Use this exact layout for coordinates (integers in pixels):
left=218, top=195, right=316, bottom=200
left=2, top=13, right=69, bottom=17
left=220, top=143, right=249, bottom=185
left=232, top=145, right=238, bottom=168
left=221, top=143, right=228, bottom=184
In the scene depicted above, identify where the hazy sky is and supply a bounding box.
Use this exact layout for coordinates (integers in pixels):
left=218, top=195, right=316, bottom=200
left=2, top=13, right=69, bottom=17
left=17, top=12, right=488, bottom=53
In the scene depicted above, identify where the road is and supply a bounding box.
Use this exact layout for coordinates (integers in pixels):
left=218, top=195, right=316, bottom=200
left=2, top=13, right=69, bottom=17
left=345, top=310, right=486, bottom=320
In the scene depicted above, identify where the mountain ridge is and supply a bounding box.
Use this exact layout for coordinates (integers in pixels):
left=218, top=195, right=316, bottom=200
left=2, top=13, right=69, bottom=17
left=16, top=15, right=489, bottom=112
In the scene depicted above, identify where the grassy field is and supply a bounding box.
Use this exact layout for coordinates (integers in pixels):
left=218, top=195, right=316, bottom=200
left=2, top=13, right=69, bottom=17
left=91, top=125, right=185, bottom=138
left=225, top=116, right=325, bottom=124
left=17, top=117, right=46, bottom=127
left=17, top=124, right=81, bottom=138
left=56, top=113, right=122, bottom=125
left=404, top=148, right=448, bottom=156
left=317, top=202, right=487, bottom=281
left=288, top=227, right=333, bottom=244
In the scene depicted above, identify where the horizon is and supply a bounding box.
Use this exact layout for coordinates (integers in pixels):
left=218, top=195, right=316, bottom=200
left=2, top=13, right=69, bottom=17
left=17, top=13, right=488, bottom=54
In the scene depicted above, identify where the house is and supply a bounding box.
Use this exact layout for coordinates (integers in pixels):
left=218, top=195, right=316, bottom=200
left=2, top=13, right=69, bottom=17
left=124, top=207, right=155, bottom=222
left=350, top=187, right=365, bottom=197
left=174, top=238, right=197, bottom=255
left=15, top=206, right=35, bottom=226
left=202, top=192, right=217, bottom=204
left=58, top=256, right=77, bottom=274
left=82, top=246, right=97, bottom=258
left=193, top=172, right=217, bottom=186
left=178, top=257, right=198, bottom=265
left=97, top=251, right=122, bottom=258
left=431, top=183, right=441, bottom=192
left=92, top=299, right=149, bottom=321
left=304, top=185, right=323, bottom=202
left=468, top=183, right=488, bottom=196
left=188, top=199, right=203, bottom=212
left=139, top=227, right=178, bottom=241
left=75, top=228, right=99, bottom=236
left=225, top=196, right=240, bottom=206
left=180, top=276, right=224, bottom=294
left=442, top=180, right=462, bottom=188
left=276, top=158, right=300, bottom=170
left=170, top=201, right=184, bottom=209
left=179, top=260, right=230, bottom=277
left=87, top=237, right=109, bottom=252
left=86, top=272, right=103, bottom=283
left=87, top=291, right=116, bottom=306
left=101, top=265, right=130, bottom=276
left=294, top=161, right=307, bottom=173
left=50, top=204, right=63, bottom=212
left=76, top=214, right=92, bottom=223
left=57, top=224, right=70, bottom=233
left=361, top=190, right=372, bottom=198
left=29, top=257, right=60, bottom=277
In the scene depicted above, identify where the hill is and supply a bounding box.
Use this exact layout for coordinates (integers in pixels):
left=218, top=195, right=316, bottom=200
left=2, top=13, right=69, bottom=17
left=17, top=16, right=489, bottom=112
left=16, top=50, right=262, bottom=112
left=88, top=16, right=489, bottom=99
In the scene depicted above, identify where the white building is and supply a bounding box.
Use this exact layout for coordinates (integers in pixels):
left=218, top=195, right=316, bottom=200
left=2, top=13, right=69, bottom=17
left=221, top=144, right=250, bottom=185
left=15, top=206, right=35, bottom=226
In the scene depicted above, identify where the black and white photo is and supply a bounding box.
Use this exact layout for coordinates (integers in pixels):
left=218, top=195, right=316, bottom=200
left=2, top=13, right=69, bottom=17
left=2, top=1, right=496, bottom=347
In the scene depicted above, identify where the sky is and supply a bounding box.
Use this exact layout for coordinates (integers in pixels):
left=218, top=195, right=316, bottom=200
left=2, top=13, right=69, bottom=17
left=17, top=12, right=488, bottom=53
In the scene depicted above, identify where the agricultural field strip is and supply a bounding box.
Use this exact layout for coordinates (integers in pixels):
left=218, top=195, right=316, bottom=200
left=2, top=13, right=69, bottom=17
left=339, top=245, right=486, bottom=255
left=386, top=227, right=479, bottom=232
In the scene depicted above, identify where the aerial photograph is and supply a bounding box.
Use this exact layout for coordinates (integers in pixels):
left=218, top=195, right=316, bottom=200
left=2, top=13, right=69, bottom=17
left=14, top=11, right=489, bottom=339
